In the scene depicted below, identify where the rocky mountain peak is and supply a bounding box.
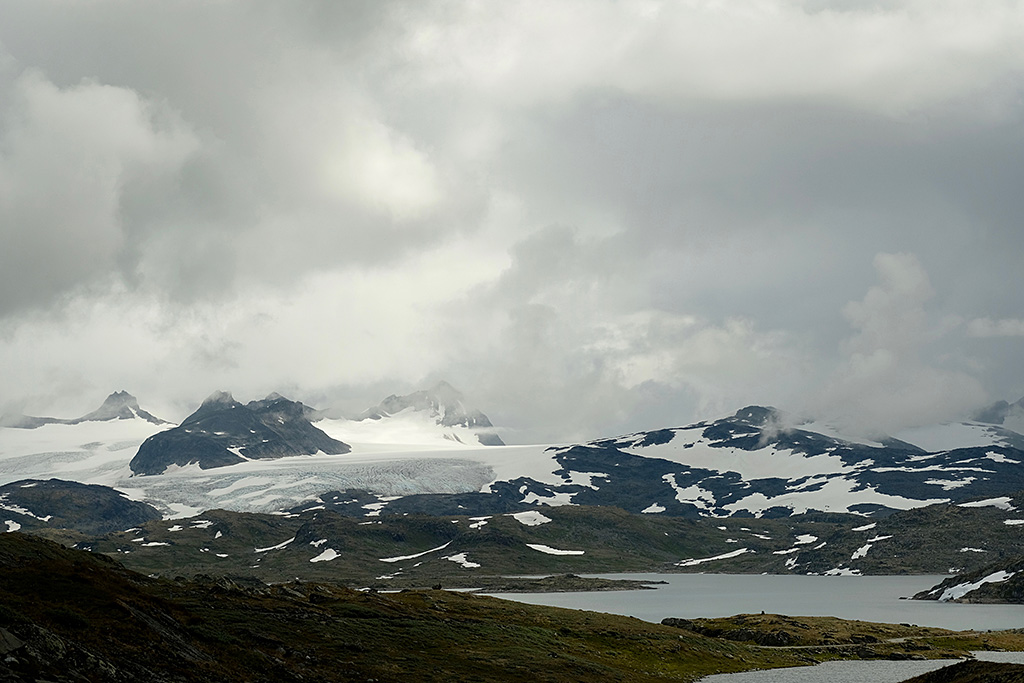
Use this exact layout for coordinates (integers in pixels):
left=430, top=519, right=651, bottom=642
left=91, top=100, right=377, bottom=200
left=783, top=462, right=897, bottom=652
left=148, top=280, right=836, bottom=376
left=358, top=381, right=504, bottom=446
left=1, top=391, right=167, bottom=428
left=201, top=390, right=238, bottom=407
left=75, top=391, right=167, bottom=425
left=131, top=391, right=350, bottom=475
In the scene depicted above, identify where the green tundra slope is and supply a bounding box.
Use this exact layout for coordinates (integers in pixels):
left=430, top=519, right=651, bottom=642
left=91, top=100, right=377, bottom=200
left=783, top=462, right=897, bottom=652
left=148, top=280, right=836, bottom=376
left=3, top=533, right=1018, bottom=683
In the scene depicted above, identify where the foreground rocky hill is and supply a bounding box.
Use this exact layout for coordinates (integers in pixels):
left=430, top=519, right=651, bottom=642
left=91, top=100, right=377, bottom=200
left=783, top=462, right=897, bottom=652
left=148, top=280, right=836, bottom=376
left=0, top=533, right=857, bottom=682
left=3, top=533, right=1019, bottom=683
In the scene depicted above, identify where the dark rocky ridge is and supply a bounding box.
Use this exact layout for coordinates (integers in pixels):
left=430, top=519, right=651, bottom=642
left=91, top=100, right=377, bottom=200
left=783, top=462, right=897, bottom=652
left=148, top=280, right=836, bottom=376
left=914, top=555, right=1024, bottom=603
left=329, top=405, right=1024, bottom=521
left=129, top=392, right=350, bottom=475
left=0, top=479, right=161, bottom=535
left=901, top=660, right=1024, bottom=682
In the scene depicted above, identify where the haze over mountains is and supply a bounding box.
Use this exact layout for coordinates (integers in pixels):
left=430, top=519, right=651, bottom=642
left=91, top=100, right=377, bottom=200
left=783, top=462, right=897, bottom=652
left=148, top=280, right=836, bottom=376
left=3, top=384, right=1024, bottom=522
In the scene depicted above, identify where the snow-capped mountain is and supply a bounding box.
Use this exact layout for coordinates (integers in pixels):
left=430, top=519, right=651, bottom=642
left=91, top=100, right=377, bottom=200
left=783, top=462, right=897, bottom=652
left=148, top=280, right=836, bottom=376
left=343, top=381, right=504, bottom=446
left=4, top=390, right=1024, bottom=523
left=328, top=404, right=1024, bottom=519
left=129, top=392, right=350, bottom=475
left=0, top=391, right=167, bottom=428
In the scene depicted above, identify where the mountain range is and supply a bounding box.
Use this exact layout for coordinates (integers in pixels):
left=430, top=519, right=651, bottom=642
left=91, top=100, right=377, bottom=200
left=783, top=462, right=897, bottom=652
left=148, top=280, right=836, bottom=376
left=6, top=387, right=1024, bottom=596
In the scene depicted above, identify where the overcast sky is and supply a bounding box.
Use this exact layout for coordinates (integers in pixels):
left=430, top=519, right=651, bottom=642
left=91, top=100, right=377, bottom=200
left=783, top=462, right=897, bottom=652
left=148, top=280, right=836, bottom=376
left=2, top=0, right=1023, bottom=442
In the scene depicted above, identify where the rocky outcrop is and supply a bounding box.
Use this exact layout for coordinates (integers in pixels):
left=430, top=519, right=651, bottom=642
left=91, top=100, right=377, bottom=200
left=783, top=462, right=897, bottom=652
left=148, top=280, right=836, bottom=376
left=0, top=479, right=162, bottom=535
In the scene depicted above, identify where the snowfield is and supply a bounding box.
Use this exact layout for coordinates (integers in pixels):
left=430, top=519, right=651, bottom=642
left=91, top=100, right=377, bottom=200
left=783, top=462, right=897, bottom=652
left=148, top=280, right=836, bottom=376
left=3, top=404, right=1024, bottom=522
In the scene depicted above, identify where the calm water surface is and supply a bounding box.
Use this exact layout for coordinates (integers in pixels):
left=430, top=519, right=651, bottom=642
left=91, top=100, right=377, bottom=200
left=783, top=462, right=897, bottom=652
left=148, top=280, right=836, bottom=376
left=488, top=575, right=1024, bottom=682
left=486, top=573, right=1024, bottom=631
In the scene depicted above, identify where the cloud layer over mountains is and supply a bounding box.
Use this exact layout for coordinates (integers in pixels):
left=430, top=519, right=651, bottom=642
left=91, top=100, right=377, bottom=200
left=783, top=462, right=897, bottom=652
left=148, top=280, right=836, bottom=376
left=1, top=1, right=1023, bottom=441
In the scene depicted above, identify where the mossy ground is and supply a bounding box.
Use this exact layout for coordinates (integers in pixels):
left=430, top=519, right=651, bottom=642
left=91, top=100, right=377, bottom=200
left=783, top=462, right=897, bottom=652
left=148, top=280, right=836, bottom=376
left=5, top=533, right=1018, bottom=682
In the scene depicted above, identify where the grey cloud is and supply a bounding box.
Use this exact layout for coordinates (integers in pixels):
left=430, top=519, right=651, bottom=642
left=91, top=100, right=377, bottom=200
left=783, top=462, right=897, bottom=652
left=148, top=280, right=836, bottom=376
left=1, top=2, right=1023, bottom=441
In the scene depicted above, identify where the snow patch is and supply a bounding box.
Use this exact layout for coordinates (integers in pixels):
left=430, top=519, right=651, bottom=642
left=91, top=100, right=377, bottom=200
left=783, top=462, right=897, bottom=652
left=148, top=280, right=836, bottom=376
left=663, top=473, right=717, bottom=511
left=255, top=537, right=295, bottom=553
left=310, top=548, right=339, bottom=563
left=444, top=552, right=481, bottom=568
left=676, top=548, right=752, bottom=567
left=379, top=541, right=451, bottom=563
left=959, top=497, right=1015, bottom=511
left=851, top=543, right=872, bottom=560
left=641, top=503, right=666, bottom=514
left=508, top=510, right=552, bottom=526
left=525, top=543, right=585, bottom=556
left=4, top=520, right=20, bottom=532
left=521, top=491, right=574, bottom=506
left=940, top=570, right=1017, bottom=601
left=925, top=478, right=974, bottom=491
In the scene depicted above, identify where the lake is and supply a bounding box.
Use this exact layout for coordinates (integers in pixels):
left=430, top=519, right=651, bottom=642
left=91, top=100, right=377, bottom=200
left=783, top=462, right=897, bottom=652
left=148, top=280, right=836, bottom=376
left=488, top=574, right=1024, bottom=682
left=486, top=573, right=1024, bottom=631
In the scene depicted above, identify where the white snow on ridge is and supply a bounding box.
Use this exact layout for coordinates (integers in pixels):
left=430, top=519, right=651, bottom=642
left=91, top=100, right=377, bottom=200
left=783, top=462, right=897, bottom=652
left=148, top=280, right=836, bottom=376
left=317, top=412, right=493, bottom=450
left=379, top=541, right=451, bottom=563
left=663, top=473, right=716, bottom=511
left=796, top=422, right=885, bottom=448
left=641, top=502, right=665, bottom=514
left=561, top=471, right=610, bottom=488
left=959, top=497, right=1015, bottom=511
left=508, top=511, right=551, bottom=526
left=255, top=537, right=294, bottom=553
left=925, top=478, right=974, bottom=491
left=851, top=543, right=872, bottom=560
left=624, top=439, right=849, bottom=482
left=4, top=520, right=20, bottom=532
left=939, top=570, right=1016, bottom=602
left=0, top=498, right=51, bottom=522
left=676, top=548, right=753, bottom=567
left=525, top=543, right=585, bottom=556
left=310, top=548, right=339, bottom=563
left=444, top=552, right=481, bottom=568
left=893, top=422, right=1011, bottom=453
left=725, top=480, right=942, bottom=517
left=521, top=491, right=574, bottom=506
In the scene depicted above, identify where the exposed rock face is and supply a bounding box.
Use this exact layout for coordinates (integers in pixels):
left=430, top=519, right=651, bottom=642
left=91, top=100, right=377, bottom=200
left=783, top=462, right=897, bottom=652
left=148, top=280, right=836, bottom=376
left=0, top=479, right=162, bottom=535
left=913, top=556, right=1024, bottom=603
left=0, top=391, right=167, bottom=428
left=129, top=392, right=350, bottom=475
left=358, top=381, right=505, bottom=446
left=973, top=396, right=1024, bottom=425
